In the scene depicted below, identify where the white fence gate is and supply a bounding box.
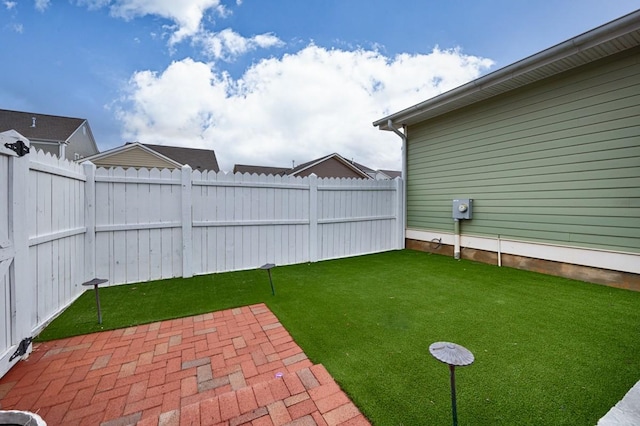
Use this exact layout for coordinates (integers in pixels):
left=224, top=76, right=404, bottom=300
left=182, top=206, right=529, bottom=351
left=0, top=131, right=32, bottom=378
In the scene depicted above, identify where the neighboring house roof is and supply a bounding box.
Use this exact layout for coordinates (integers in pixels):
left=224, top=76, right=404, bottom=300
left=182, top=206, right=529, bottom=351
left=0, top=109, right=84, bottom=142
left=82, top=142, right=220, bottom=172
left=0, top=108, right=99, bottom=157
left=234, top=153, right=400, bottom=180
left=373, top=10, right=640, bottom=130
left=234, top=153, right=373, bottom=179
left=377, top=170, right=401, bottom=179
left=233, top=164, right=290, bottom=175
left=139, top=143, right=220, bottom=172
left=350, top=161, right=376, bottom=178
left=288, top=153, right=372, bottom=179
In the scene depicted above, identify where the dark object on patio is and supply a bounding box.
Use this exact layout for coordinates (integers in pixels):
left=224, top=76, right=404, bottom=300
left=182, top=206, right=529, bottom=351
left=9, top=337, right=32, bottom=362
left=82, top=278, right=108, bottom=324
left=259, top=264, right=276, bottom=295
left=429, top=341, right=474, bottom=426
left=0, top=410, right=46, bottom=425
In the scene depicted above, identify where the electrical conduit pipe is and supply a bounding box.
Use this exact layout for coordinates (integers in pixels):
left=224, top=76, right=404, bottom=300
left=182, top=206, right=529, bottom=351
left=454, top=219, right=461, bottom=260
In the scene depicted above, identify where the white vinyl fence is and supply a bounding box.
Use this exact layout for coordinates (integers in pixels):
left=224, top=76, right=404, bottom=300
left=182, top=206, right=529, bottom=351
left=1, top=142, right=403, bottom=378
left=28, top=150, right=87, bottom=332
left=88, top=163, right=404, bottom=284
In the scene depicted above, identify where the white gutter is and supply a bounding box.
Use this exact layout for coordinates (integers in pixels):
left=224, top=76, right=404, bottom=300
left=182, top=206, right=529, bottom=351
left=373, top=10, right=640, bottom=129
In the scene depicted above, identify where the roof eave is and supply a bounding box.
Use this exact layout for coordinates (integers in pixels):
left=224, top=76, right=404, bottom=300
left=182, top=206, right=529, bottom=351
left=373, top=10, right=640, bottom=130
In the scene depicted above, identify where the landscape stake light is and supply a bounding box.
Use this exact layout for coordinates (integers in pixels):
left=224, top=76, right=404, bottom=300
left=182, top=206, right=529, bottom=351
left=429, top=341, right=475, bottom=426
left=259, top=263, right=276, bottom=295
left=82, top=278, right=109, bottom=324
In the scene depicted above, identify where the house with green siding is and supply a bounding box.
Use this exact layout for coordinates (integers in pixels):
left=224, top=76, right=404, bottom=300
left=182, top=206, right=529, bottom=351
left=374, top=10, right=640, bottom=290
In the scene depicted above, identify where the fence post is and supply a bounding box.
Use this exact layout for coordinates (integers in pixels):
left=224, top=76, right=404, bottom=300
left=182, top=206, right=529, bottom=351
left=181, top=165, right=193, bottom=278
left=83, top=161, right=96, bottom=279
left=396, top=177, right=405, bottom=249
left=11, top=143, right=31, bottom=348
left=309, top=173, right=318, bottom=262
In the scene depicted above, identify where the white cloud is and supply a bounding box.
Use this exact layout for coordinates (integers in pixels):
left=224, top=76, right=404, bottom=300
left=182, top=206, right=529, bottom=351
left=4, top=1, right=16, bottom=10
left=75, top=1, right=281, bottom=61
left=77, top=0, right=226, bottom=45
left=34, top=0, right=49, bottom=12
left=10, top=22, right=23, bottom=33
left=116, top=45, right=493, bottom=172
left=195, top=28, right=283, bottom=61
left=116, top=58, right=230, bottom=141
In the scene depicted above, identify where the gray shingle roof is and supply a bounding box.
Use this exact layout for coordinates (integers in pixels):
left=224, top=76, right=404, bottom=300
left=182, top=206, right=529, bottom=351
left=233, top=164, right=290, bottom=175
left=0, top=109, right=86, bottom=142
left=379, top=169, right=401, bottom=179
left=233, top=153, right=399, bottom=179
left=141, top=143, right=220, bottom=172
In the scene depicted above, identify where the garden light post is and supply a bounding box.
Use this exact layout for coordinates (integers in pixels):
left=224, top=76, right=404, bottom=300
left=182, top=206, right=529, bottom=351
left=429, top=341, right=474, bottom=426
left=82, top=278, right=108, bottom=324
left=260, top=263, right=276, bottom=295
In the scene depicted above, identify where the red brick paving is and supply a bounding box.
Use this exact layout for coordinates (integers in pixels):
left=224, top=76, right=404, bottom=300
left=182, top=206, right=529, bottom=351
left=0, top=304, right=370, bottom=426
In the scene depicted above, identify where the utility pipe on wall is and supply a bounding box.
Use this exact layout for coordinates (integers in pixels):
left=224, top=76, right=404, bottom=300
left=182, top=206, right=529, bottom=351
left=454, top=219, right=461, bottom=260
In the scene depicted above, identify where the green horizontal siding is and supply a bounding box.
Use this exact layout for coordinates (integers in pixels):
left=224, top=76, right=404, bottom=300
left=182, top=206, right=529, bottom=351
left=406, top=47, right=640, bottom=253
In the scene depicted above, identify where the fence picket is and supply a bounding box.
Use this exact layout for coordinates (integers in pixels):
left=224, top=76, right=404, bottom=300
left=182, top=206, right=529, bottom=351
left=112, top=168, right=127, bottom=284
left=148, top=168, right=163, bottom=280
left=125, top=167, right=139, bottom=283
left=137, top=168, right=151, bottom=281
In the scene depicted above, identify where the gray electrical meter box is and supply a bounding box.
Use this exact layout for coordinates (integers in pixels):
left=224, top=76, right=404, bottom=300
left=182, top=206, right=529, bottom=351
left=453, top=199, right=473, bottom=220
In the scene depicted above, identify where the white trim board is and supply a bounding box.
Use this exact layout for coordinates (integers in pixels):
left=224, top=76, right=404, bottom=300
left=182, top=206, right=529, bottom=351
left=406, top=229, right=640, bottom=275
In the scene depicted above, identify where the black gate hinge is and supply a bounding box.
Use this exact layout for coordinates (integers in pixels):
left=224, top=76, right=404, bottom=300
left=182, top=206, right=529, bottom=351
left=4, top=140, right=30, bottom=157
left=9, top=337, right=33, bottom=361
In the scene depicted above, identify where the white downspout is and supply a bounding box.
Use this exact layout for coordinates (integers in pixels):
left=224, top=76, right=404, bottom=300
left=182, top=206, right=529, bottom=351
left=387, top=120, right=407, bottom=249
left=59, top=141, right=67, bottom=159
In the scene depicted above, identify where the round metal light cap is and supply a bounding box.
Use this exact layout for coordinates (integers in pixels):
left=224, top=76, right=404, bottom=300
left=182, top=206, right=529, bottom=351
left=429, top=341, right=474, bottom=366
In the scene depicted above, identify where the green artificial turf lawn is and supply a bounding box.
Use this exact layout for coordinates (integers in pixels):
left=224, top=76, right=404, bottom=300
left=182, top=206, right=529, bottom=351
left=38, top=250, right=640, bottom=425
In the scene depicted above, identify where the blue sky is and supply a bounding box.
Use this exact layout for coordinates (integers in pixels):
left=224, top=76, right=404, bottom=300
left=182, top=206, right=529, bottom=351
left=2, top=1, right=639, bottom=171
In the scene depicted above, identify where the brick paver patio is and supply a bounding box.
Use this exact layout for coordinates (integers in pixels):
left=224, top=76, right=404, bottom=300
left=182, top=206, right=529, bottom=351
left=0, top=304, right=370, bottom=426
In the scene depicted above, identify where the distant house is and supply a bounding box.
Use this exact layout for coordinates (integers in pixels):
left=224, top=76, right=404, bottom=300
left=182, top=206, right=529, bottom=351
left=0, top=109, right=99, bottom=161
left=375, top=170, right=402, bottom=180
left=373, top=11, right=640, bottom=288
left=233, top=164, right=292, bottom=176
left=83, top=142, right=219, bottom=172
left=234, top=153, right=399, bottom=180
left=349, top=161, right=402, bottom=180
